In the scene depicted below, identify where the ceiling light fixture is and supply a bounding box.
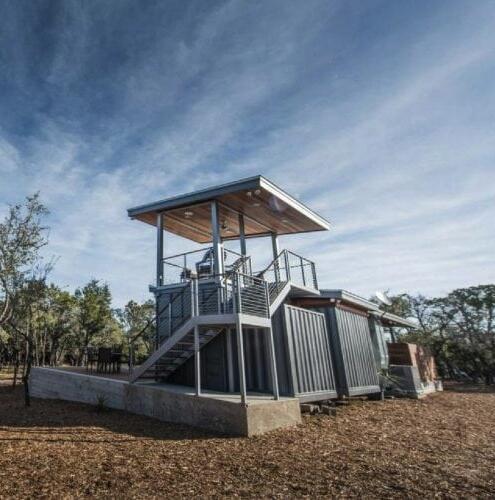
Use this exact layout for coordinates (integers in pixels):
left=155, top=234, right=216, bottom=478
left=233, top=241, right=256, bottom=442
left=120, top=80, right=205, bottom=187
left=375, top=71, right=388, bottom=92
left=184, top=210, right=194, bottom=218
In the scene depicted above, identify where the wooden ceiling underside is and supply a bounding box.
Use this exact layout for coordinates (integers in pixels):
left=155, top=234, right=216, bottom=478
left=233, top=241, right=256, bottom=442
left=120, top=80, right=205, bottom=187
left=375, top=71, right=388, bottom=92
left=133, top=186, right=327, bottom=243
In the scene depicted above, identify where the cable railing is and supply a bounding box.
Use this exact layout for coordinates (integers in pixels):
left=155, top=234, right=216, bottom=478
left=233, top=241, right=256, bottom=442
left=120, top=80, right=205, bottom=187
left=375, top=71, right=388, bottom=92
left=157, top=282, right=193, bottom=340
left=194, top=272, right=269, bottom=318
left=257, top=249, right=318, bottom=291
left=128, top=282, right=193, bottom=373
left=161, top=247, right=252, bottom=285
left=132, top=270, right=270, bottom=364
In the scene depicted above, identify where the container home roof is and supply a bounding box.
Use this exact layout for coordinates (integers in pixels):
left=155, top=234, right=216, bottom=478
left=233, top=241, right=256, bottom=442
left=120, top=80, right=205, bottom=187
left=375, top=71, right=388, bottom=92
left=127, top=175, right=330, bottom=243
left=296, top=289, right=418, bottom=329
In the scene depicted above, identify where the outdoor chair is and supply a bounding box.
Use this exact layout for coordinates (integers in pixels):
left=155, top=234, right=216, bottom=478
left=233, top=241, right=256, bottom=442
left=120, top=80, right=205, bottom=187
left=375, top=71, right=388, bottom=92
left=85, top=347, right=98, bottom=373
left=111, top=346, right=122, bottom=374
left=97, top=347, right=112, bottom=374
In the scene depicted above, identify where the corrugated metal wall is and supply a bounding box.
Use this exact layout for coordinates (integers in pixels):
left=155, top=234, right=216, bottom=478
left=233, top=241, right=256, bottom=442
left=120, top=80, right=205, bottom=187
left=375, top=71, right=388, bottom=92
left=318, top=307, right=380, bottom=397
left=158, top=294, right=382, bottom=400
left=283, top=305, right=337, bottom=401
left=271, top=307, right=293, bottom=396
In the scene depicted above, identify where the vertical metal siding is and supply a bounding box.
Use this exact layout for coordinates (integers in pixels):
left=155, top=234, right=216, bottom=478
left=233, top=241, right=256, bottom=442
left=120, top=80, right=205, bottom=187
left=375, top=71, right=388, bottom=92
left=309, top=306, right=381, bottom=397
left=271, top=307, right=293, bottom=396
left=243, top=328, right=270, bottom=392
left=283, top=305, right=337, bottom=399
left=330, top=307, right=380, bottom=396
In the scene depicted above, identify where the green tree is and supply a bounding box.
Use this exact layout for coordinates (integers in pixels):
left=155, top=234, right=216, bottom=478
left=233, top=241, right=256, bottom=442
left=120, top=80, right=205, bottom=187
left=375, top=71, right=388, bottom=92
left=43, top=285, right=78, bottom=366
left=74, top=280, right=122, bottom=364
left=7, top=274, right=50, bottom=405
left=398, top=286, right=495, bottom=384
left=116, top=299, right=155, bottom=363
left=0, top=193, right=48, bottom=326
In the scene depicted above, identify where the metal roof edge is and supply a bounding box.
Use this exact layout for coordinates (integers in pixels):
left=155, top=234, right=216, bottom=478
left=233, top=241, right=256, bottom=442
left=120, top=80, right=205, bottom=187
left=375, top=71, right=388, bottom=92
left=319, top=289, right=379, bottom=311
left=127, top=176, right=331, bottom=232
left=127, top=175, right=262, bottom=217
left=370, top=311, right=418, bottom=329
left=259, top=176, right=331, bottom=230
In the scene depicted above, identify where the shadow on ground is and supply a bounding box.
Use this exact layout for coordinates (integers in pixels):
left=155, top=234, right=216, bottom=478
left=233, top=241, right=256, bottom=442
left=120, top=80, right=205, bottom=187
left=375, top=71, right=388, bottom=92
left=443, top=381, right=495, bottom=394
left=0, top=382, right=228, bottom=442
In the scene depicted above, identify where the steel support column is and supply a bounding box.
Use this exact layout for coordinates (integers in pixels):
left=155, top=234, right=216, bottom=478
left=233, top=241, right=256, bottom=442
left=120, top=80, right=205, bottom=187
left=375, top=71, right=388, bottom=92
left=156, top=212, right=164, bottom=286
left=234, top=278, right=247, bottom=404
left=193, top=278, right=201, bottom=396
left=271, top=232, right=280, bottom=282
left=238, top=213, right=247, bottom=256
left=155, top=212, right=165, bottom=352
left=271, top=232, right=279, bottom=260
left=210, top=201, right=224, bottom=277
left=235, top=317, right=247, bottom=405
left=267, top=326, right=280, bottom=400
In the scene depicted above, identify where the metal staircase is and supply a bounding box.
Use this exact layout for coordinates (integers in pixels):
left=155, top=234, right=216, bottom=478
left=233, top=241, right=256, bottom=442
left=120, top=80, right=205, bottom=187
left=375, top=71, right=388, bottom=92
left=139, top=327, right=224, bottom=380
left=129, top=273, right=270, bottom=384
left=129, top=250, right=319, bottom=384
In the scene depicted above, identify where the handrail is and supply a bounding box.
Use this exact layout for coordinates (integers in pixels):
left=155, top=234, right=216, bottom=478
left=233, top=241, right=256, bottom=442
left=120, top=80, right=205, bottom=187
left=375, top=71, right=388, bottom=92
left=256, top=249, right=318, bottom=290
left=128, top=282, right=191, bottom=372
left=129, top=270, right=271, bottom=379
left=161, top=246, right=253, bottom=285
left=162, top=247, right=211, bottom=262
left=256, top=249, right=286, bottom=278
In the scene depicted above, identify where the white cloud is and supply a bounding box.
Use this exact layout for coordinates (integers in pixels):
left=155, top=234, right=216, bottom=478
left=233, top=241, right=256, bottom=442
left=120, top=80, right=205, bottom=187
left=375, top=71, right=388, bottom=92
left=2, top=0, right=495, bottom=305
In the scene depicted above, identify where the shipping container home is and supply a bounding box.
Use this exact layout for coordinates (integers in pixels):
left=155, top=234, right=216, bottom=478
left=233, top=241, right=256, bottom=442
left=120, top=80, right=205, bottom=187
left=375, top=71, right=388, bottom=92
left=124, top=176, right=416, bottom=405
left=31, top=176, right=422, bottom=435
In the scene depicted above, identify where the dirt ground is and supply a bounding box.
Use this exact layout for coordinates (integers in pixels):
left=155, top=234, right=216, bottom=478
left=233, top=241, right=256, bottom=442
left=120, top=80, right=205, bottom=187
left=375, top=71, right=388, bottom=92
left=0, top=376, right=494, bottom=498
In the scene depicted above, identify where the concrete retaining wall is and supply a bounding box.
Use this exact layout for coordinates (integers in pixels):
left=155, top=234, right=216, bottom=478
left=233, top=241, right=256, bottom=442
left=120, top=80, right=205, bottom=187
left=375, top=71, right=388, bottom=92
left=30, top=368, right=301, bottom=437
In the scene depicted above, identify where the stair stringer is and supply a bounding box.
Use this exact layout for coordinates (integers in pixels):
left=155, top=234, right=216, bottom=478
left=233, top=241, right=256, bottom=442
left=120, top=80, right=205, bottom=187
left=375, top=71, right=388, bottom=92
left=129, top=317, right=196, bottom=383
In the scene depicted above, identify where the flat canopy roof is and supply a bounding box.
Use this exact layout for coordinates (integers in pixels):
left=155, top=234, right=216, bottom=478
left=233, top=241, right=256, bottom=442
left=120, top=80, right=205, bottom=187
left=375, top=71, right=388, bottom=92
left=127, top=175, right=330, bottom=244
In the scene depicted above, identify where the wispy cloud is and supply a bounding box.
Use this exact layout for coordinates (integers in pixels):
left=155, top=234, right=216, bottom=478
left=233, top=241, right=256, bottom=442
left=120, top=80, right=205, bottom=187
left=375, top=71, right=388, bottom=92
left=1, top=0, right=494, bottom=305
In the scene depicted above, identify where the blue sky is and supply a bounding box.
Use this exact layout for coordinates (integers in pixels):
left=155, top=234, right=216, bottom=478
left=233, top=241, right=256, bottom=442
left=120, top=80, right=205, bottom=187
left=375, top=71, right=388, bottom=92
left=1, top=0, right=494, bottom=306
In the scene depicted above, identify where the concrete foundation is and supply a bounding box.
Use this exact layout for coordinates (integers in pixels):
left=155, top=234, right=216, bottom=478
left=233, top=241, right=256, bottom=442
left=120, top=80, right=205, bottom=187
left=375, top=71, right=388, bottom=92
left=30, top=367, right=301, bottom=437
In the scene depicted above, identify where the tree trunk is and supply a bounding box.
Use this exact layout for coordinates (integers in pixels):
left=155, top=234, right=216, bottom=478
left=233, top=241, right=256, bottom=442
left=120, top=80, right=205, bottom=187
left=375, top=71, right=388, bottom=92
left=23, top=342, right=32, bottom=407
left=21, top=341, right=28, bottom=378
left=12, top=351, right=19, bottom=389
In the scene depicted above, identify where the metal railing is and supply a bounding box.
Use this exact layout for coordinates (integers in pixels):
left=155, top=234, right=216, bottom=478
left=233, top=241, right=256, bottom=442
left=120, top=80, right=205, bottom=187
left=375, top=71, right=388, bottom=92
left=257, top=249, right=318, bottom=291
left=161, top=247, right=252, bottom=285
left=234, top=273, right=270, bottom=318
left=157, top=282, right=193, bottom=340
left=131, top=270, right=270, bottom=367
left=128, top=282, right=193, bottom=373
left=194, top=272, right=269, bottom=318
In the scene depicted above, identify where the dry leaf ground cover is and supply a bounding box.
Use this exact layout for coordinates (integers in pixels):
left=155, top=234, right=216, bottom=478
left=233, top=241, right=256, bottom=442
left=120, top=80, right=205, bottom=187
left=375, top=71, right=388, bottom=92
left=0, top=375, right=494, bottom=499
